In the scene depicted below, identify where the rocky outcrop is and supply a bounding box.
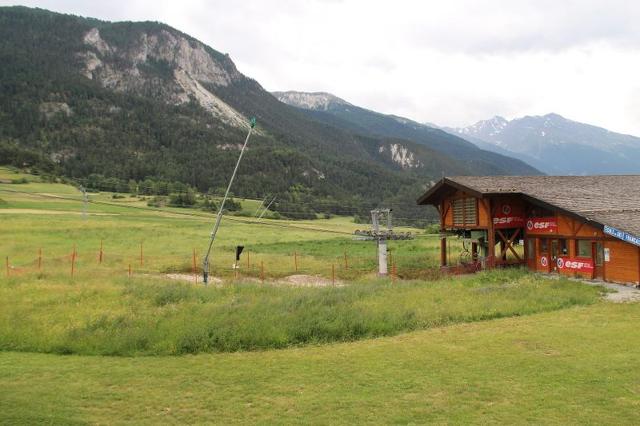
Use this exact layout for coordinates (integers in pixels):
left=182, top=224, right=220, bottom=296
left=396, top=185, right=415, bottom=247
left=79, top=27, right=247, bottom=128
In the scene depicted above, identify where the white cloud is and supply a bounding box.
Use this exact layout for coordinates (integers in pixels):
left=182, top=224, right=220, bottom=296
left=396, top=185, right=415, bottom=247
left=4, top=0, right=640, bottom=134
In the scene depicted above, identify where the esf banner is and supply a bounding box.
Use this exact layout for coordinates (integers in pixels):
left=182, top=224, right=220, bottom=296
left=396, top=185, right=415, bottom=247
left=557, top=257, right=594, bottom=273
left=526, top=217, right=558, bottom=234
left=603, top=225, right=640, bottom=247
left=492, top=203, right=525, bottom=229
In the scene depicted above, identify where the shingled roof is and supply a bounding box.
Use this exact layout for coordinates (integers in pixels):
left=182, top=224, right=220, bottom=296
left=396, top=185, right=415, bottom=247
left=417, top=175, right=640, bottom=238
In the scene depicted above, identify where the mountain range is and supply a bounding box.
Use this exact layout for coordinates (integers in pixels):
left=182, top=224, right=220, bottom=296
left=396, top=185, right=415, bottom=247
left=0, top=6, right=539, bottom=224
left=445, top=114, right=640, bottom=175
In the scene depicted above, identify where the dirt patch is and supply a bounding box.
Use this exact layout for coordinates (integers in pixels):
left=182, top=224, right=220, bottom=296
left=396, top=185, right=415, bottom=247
left=165, top=273, right=222, bottom=284
left=276, top=274, right=342, bottom=287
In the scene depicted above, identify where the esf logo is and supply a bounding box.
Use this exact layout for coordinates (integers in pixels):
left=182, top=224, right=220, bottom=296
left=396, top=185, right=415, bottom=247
left=527, top=220, right=554, bottom=230
left=502, top=204, right=512, bottom=215
left=557, top=259, right=593, bottom=270
left=540, top=256, right=548, bottom=267
left=493, top=217, right=517, bottom=225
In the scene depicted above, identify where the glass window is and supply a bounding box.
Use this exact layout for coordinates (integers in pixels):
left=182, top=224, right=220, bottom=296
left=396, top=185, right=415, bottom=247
left=540, top=239, right=548, bottom=254
left=559, top=239, right=568, bottom=256
left=577, top=240, right=591, bottom=258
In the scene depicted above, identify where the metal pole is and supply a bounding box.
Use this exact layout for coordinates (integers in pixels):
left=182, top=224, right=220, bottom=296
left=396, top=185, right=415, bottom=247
left=257, top=196, right=276, bottom=220
left=203, top=118, right=256, bottom=284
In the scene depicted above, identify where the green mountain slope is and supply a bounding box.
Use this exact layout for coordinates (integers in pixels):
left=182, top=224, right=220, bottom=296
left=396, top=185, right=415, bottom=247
left=0, top=7, right=537, bottom=224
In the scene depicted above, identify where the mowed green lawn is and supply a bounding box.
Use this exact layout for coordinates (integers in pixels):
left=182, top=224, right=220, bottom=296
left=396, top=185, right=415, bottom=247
left=1, top=303, right=639, bottom=424
left=1, top=168, right=639, bottom=423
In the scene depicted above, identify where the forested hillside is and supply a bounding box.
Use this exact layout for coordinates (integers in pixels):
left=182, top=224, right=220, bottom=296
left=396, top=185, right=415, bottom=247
left=0, top=7, right=536, bottom=224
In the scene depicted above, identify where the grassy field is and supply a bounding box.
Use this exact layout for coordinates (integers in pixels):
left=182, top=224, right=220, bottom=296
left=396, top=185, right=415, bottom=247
left=2, top=303, right=639, bottom=424
left=1, top=167, right=638, bottom=423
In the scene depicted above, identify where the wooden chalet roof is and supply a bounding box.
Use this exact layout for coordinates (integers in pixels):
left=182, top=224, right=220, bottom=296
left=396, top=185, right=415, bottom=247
left=417, top=175, right=640, bottom=238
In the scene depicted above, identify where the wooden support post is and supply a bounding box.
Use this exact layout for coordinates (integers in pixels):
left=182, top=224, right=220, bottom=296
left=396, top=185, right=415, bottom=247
left=440, top=236, right=447, bottom=267
left=99, top=239, right=103, bottom=264
left=471, top=242, right=478, bottom=262
left=487, top=200, right=496, bottom=268
left=294, top=251, right=298, bottom=272
left=38, top=248, right=42, bottom=271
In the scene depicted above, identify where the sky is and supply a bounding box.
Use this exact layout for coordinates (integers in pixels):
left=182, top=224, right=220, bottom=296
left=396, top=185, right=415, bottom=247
left=4, top=0, right=640, bottom=135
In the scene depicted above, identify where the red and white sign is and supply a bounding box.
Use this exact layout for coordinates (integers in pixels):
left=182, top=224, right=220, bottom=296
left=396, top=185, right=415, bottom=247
left=540, top=256, right=548, bottom=267
left=526, top=217, right=558, bottom=234
left=493, top=203, right=525, bottom=229
left=556, top=257, right=594, bottom=273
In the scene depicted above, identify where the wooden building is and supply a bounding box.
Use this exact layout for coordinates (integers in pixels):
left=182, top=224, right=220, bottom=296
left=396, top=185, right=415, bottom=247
left=417, top=176, right=640, bottom=286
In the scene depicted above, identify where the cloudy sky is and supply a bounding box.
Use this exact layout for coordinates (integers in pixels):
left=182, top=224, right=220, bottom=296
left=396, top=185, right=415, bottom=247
left=5, top=0, right=640, bottom=134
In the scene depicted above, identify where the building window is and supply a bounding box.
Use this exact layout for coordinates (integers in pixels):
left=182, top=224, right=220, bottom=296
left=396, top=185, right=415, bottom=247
left=559, top=239, right=568, bottom=256
left=540, top=238, right=548, bottom=254
left=452, top=197, right=477, bottom=226
left=577, top=240, right=591, bottom=258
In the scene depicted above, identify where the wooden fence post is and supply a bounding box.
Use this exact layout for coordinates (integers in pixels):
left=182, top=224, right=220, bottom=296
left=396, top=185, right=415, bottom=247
left=332, top=264, right=336, bottom=286
left=192, top=248, right=197, bottom=284
left=5, top=256, right=9, bottom=277
left=247, top=251, right=250, bottom=269
left=128, top=263, right=132, bottom=278
left=71, top=245, right=76, bottom=277
left=260, top=260, right=265, bottom=284
left=140, top=242, right=144, bottom=267
left=99, top=239, right=103, bottom=264
left=38, top=248, right=42, bottom=271
left=294, top=251, right=298, bottom=272
left=344, top=250, right=348, bottom=270
left=392, top=262, right=397, bottom=283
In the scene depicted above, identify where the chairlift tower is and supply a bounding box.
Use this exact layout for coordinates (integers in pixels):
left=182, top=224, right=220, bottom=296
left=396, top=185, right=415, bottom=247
left=371, top=208, right=392, bottom=276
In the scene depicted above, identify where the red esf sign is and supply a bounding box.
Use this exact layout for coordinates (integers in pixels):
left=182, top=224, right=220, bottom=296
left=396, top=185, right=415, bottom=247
left=493, top=204, right=524, bottom=229
left=557, top=257, right=594, bottom=273
left=526, top=217, right=558, bottom=234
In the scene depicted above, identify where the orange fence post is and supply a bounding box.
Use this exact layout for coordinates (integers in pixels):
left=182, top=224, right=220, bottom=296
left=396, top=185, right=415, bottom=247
left=294, top=251, right=298, bottom=272
left=71, top=245, right=76, bottom=277
left=99, top=239, right=103, bottom=264
left=5, top=256, right=9, bottom=277
left=332, top=264, right=336, bottom=286
left=128, top=263, right=132, bottom=278
left=192, top=249, right=197, bottom=284
left=38, top=248, right=42, bottom=271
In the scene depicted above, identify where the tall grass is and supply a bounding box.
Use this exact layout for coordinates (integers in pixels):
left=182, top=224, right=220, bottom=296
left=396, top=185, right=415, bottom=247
left=0, top=269, right=602, bottom=356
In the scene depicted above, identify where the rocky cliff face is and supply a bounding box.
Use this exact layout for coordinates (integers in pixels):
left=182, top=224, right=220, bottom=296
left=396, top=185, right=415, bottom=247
left=78, top=27, right=248, bottom=128
left=273, top=91, right=351, bottom=111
